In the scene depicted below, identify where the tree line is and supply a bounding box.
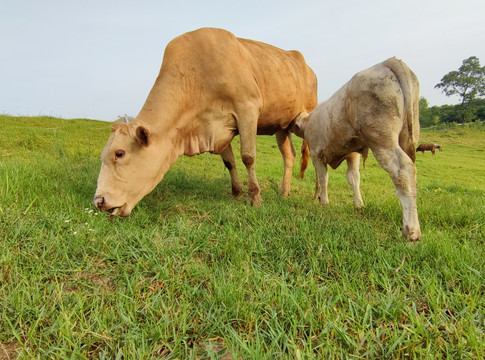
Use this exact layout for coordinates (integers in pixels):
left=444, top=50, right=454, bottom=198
left=419, top=56, right=485, bottom=127
left=419, top=97, right=485, bottom=127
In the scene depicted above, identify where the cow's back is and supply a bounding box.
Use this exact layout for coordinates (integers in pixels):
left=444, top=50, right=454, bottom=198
left=160, top=28, right=256, bottom=100
left=238, top=38, right=318, bottom=130
left=155, top=28, right=317, bottom=134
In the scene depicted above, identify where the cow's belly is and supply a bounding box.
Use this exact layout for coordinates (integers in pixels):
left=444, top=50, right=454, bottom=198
left=311, top=135, right=367, bottom=170
left=256, top=124, right=285, bottom=135
left=256, top=115, right=294, bottom=135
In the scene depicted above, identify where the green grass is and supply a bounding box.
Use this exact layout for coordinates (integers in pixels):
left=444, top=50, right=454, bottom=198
left=1, top=115, right=484, bottom=359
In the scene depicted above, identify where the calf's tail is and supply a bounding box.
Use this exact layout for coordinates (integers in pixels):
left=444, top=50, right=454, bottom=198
left=383, top=57, right=420, bottom=162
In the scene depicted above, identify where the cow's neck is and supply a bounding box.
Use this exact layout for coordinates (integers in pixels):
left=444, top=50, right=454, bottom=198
left=135, top=72, right=212, bottom=160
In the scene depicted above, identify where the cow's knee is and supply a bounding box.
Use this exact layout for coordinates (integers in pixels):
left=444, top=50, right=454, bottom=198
left=242, top=153, right=254, bottom=168
left=223, top=160, right=233, bottom=171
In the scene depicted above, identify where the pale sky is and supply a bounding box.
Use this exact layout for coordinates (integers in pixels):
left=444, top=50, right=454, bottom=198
left=1, top=0, right=484, bottom=121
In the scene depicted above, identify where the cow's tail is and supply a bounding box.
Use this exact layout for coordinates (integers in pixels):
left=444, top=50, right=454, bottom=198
left=383, top=57, right=420, bottom=162
left=300, top=139, right=310, bottom=178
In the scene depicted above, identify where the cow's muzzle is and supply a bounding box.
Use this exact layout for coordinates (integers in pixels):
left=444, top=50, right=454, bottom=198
left=93, top=196, right=128, bottom=216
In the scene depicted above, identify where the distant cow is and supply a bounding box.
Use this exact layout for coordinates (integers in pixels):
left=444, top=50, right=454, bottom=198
left=115, top=115, right=135, bottom=123
left=416, top=143, right=436, bottom=154
left=291, top=58, right=421, bottom=241
left=94, top=28, right=317, bottom=216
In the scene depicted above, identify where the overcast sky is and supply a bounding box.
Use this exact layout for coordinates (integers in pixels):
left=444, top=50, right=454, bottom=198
left=1, top=0, right=484, bottom=121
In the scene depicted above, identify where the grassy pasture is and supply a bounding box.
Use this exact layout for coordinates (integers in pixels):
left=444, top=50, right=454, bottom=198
left=0, top=115, right=484, bottom=359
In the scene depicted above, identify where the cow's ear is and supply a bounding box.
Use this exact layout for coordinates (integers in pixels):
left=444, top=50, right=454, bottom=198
left=136, top=126, right=150, bottom=147
left=291, top=112, right=309, bottom=136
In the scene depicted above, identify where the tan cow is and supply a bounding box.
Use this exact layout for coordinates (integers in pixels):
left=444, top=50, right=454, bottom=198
left=291, top=58, right=421, bottom=241
left=93, top=28, right=317, bottom=216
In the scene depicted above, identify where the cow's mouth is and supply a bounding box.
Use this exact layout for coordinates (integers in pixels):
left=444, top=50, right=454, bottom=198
left=107, top=203, right=128, bottom=217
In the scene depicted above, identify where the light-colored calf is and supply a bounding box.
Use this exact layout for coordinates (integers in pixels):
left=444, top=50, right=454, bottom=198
left=292, top=58, right=421, bottom=241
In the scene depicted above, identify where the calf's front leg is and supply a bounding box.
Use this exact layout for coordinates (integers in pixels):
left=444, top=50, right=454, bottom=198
left=345, top=152, right=364, bottom=209
left=311, top=154, right=329, bottom=205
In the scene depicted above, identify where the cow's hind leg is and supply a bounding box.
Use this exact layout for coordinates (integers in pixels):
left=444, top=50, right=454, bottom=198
left=346, top=152, right=364, bottom=209
left=275, top=129, right=296, bottom=197
left=372, top=146, right=421, bottom=241
left=221, top=144, right=243, bottom=197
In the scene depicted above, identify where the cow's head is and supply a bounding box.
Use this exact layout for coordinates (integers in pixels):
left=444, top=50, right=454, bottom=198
left=290, top=112, right=310, bottom=138
left=93, top=122, right=163, bottom=216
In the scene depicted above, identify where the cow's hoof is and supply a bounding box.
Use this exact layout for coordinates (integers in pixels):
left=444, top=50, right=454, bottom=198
left=280, top=190, right=290, bottom=198
left=232, top=186, right=243, bottom=198
left=250, top=195, right=262, bottom=207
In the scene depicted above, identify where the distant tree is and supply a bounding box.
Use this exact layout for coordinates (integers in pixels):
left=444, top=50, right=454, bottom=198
left=435, top=56, right=485, bottom=123
left=439, top=105, right=461, bottom=123
left=471, top=98, right=485, bottom=121
left=428, top=106, right=441, bottom=124
left=418, top=97, right=433, bottom=127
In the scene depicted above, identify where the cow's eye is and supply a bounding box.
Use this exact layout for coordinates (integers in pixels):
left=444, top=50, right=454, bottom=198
left=115, top=150, right=125, bottom=159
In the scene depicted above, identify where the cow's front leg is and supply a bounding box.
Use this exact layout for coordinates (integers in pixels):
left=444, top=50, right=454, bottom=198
left=221, top=144, right=243, bottom=197
left=346, top=152, right=364, bottom=209
left=275, top=129, right=296, bottom=197
left=311, top=154, right=329, bottom=205
left=237, top=111, right=261, bottom=207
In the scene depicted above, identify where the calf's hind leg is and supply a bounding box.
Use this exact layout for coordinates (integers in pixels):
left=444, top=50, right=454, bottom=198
left=372, top=146, right=421, bottom=241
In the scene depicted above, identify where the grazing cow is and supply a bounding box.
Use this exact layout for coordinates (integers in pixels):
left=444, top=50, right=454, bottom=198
left=416, top=143, right=436, bottom=154
left=94, top=28, right=317, bottom=216
left=291, top=57, right=421, bottom=241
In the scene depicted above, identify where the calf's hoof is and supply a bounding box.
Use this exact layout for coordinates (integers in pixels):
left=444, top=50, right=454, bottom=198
left=403, top=226, right=421, bottom=242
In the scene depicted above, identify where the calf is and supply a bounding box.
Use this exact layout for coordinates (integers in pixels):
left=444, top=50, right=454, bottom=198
left=292, top=58, right=421, bottom=241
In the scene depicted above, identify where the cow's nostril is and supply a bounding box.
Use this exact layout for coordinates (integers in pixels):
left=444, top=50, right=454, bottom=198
left=93, top=196, right=105, bottom=209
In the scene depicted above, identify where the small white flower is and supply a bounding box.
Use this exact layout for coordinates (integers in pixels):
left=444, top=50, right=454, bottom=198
left=84, top=208, right=89, bottom=211
left=85, top=223, right=88, bottom=226
left=94, top=213, right=98, bottom=216
left=65, top=220, right=70, bottom=223
left=73, top=231, right=77, bottom=235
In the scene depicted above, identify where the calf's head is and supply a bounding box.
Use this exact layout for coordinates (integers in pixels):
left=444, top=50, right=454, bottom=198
left=290, top=112, right=310, bottom=138
left=93, top=122, right=162, bottom=216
